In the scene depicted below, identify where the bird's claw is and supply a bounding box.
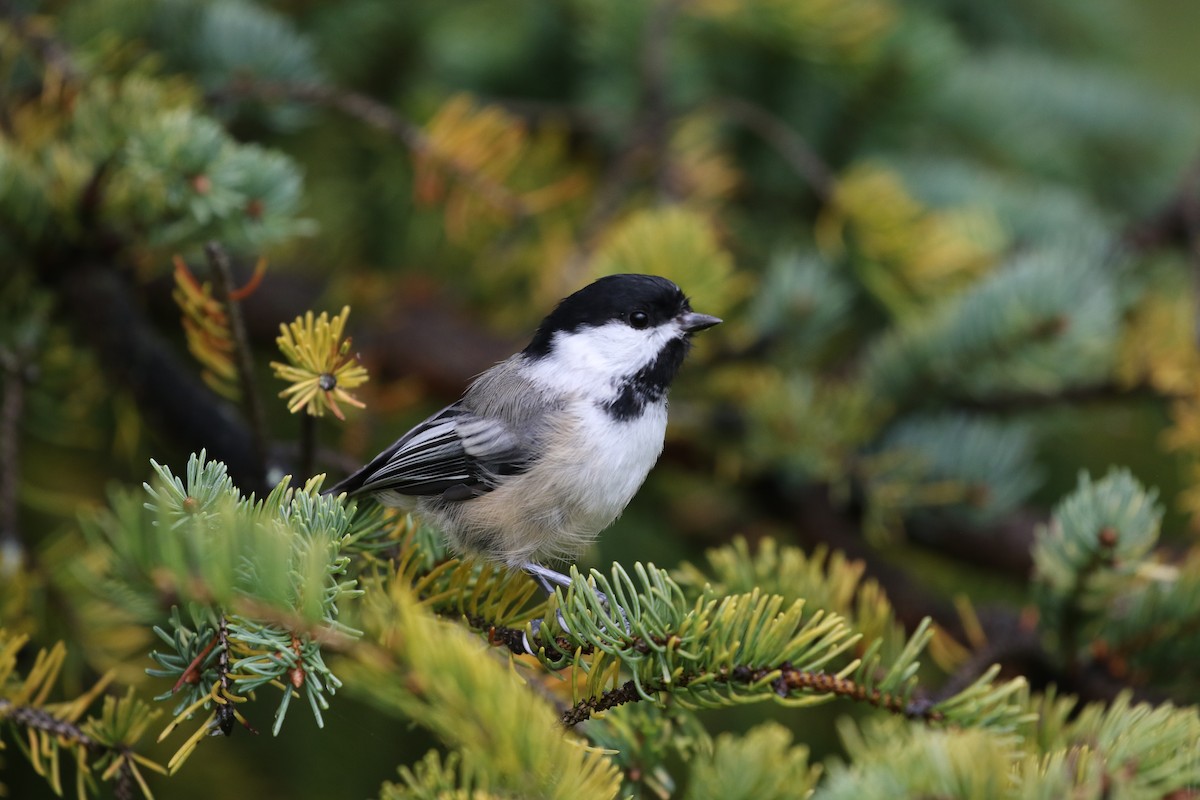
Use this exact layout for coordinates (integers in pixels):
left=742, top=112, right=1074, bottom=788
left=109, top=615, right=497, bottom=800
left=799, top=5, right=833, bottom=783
left=520, top=563, right=632, bottom=654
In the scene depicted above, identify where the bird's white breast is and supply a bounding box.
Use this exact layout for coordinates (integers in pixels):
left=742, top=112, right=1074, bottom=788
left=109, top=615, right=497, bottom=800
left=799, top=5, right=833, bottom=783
left=499, top=394, right=667, bottom=564
left=567, top=396, right=668, bottom=518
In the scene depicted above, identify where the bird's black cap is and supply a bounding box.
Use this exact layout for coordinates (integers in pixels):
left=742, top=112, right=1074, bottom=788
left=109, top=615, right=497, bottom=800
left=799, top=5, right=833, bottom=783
left=523, top=274, right=693, bottom=358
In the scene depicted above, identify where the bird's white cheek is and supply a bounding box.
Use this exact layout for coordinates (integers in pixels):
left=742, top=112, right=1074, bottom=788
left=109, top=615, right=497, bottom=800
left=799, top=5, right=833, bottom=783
left=525, top=324, right=675, bottom=397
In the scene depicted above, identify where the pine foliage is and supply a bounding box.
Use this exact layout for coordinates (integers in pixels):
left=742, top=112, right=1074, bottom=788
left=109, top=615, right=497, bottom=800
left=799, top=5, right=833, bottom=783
left=71, top=452, right=392, bottom=766
left=0, top=27, right=310, bottom=265
left=683, top=723, right=819, bottom=800
left=864, top=243, right=1120, bottom=406
left=353, top=578, right=623, bottom=800
left=0, top=631, right=164, bottom=799
left=1032, top=469, right=1200, bottom=692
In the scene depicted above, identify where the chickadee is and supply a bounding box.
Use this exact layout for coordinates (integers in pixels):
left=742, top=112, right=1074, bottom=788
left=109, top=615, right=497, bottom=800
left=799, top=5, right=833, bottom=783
left=328, top=273, right=721, bottom=594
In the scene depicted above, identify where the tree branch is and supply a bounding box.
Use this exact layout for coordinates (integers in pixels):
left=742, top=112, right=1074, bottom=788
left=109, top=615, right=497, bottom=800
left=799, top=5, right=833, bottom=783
left=205, top=242, right=267, bottom=486
left=561, top=665, right=945, bottom=728
left=907, top=509, right=1041, bottom=580
left=0, top=697, right=99, bottom=748
left=928, top=608, right=1044, bottom=704
left=0, top=695, right=145, bottom=799
left=445, top=591, right=945, bottom=729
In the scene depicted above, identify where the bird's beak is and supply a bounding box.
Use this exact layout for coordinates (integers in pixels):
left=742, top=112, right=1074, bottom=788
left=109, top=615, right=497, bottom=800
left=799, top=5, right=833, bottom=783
left=678, top=311, right=722, bottom=333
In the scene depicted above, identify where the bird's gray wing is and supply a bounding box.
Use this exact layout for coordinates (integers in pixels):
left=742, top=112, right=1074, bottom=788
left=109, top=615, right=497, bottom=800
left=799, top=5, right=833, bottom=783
left=326, top=403, right=530, bottom=500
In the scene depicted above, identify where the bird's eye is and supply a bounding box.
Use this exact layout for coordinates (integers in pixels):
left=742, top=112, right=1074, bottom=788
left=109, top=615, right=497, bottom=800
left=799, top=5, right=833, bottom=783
left=629, top=310, right=650, bottom=329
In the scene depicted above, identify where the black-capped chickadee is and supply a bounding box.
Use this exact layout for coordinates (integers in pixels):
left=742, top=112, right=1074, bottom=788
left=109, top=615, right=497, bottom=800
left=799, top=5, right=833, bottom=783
left=329, top=274, right=721, bottom=594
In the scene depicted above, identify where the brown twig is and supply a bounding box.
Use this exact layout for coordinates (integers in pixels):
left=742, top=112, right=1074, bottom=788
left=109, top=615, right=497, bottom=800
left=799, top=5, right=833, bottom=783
left=172, top=634, right=219, bottom=694
left=560, top=663, right=945, bottom=727
left=0, top=695, right=144, bottom=794
left=205, top=242, right=267, bottom=486
left=212, top=613, right=246, bottom=736
left=114, top=761, right=136, bottom=800
left=211, top=78, right=529, bottom=221
left=467, top=612, right=590, bottom=659
left=561, top=681, right=645, bottom=726
left=0, top=697, right=100, bottom=748
left=0, top=347, right=26, bottom=571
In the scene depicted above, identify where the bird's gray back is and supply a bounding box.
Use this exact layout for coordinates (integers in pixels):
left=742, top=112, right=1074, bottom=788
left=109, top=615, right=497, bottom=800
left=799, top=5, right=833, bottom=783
left=461, top=356, right=563, bottom=444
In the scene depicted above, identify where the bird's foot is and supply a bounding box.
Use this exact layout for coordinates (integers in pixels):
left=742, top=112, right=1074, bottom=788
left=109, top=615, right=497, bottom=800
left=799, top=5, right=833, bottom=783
left=520, top=563, right=631, bottom=655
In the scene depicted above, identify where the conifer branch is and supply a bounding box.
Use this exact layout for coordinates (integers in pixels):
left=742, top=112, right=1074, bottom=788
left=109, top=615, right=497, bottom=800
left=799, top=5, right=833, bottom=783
left=0, top=696, right=143, bottom=798
left=415, top=554, right=1022, bottom=735
left=0, top=633, right=163, bottom=799
left=205, top=242, right=268, bottom=485
left=341, top=580, right=624, bottom=798
left=561, top=665, right=945, bottom=728
left=212, top=614, right=238, bottom=736
left=0, top=697, right=100, bottom=749
left=213, top=78, right=530, bottom=220
left=1059, top=527, right=1118, bottom=675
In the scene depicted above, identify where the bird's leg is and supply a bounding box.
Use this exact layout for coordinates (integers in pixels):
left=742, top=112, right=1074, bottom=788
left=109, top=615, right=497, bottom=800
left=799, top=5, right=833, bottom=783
left=522, top=562, right=574, bottom=597
left=521, top=563, right=575, bottom=649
